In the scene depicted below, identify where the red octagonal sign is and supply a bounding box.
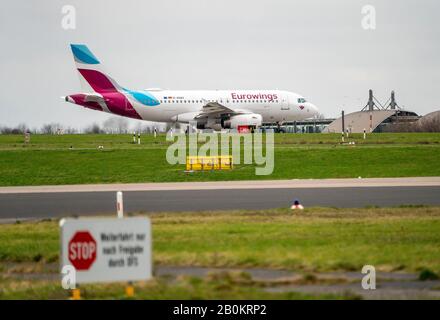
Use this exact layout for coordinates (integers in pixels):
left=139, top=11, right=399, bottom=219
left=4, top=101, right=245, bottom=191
left=68, top=231, right=97, bottom=271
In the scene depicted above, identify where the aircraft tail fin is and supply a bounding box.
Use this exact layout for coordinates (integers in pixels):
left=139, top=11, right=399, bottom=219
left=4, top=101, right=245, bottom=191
left=70, top=44, right=122, bottom=93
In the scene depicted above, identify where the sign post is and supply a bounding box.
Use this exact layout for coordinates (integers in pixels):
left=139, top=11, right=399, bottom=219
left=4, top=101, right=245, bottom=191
left=341, top=110, right=345, bottom=135
left=116, top=191, right=124, bottom=218
left=71, top=288, right=81, bottom=300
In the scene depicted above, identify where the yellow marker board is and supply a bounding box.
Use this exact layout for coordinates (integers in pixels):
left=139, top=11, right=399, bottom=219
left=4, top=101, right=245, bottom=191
left=186, top=156, right=233, bottom=171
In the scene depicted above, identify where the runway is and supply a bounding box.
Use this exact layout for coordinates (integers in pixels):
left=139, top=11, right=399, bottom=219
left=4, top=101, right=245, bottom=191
left=0, top=177, right=439, bottom=220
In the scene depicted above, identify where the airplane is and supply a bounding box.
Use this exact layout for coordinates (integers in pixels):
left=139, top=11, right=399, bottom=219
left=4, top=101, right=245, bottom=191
left=64, top=44, right=319, bottom=131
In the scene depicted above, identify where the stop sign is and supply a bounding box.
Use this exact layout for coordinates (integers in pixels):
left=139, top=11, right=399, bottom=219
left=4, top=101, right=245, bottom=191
left=68, top=231, right=97, bottom=271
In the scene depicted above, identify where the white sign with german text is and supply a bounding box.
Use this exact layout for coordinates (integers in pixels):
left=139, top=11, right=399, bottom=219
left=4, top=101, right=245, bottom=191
left=60, top=217, right=152, bottom=283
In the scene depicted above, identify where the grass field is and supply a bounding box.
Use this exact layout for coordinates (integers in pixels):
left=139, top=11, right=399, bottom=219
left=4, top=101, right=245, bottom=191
left=0, top=133, right=439, bottom=186
left=1, top=207, right=439, bottom=272
left=1, top=206, right=439, bottom=299
left=0, top=273, right=346, bottom=300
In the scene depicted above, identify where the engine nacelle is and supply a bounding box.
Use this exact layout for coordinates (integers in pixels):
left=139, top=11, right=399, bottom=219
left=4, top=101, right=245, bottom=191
left=173, top=112, right=263, bottom=131
left=223, top=113, right=262, bottom=129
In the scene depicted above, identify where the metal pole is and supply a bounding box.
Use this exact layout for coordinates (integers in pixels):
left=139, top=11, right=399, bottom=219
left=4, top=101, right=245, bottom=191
left=390, top=91, right=396, bottom=110
left=341, top=110, right=345, bottom=135
left=368, top=89, right=374, bottom=111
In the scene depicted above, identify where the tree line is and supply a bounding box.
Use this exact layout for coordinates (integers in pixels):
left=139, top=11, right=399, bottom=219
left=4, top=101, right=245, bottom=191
left=0, top=117, right=168, bottom=134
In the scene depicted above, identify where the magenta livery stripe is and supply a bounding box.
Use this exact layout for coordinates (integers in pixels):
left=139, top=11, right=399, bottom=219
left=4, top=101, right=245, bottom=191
left=78, top=69, right=117, bottom=93
left=101, top=92, right=142, bottom=119
left=77, top=68, right=142, bottom=119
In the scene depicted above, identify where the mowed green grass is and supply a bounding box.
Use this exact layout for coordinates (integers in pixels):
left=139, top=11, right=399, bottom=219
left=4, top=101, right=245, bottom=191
left=1, top=207, right=439, bottom=273
left=1, top=132, right=440, bottom=149
left=0, top=278, right=342, bottom=300
left=0, top=133, right=439, bottom=186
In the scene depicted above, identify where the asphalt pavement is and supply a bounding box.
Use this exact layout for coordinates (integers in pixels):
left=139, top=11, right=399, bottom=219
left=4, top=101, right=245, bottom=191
left=0, top=178, right=439, bottom=220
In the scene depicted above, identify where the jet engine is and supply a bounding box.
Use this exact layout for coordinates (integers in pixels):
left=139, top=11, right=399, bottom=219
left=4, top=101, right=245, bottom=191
left=222, top=113, right=262, bottom=129
left=177, top=113, right=263, bottom=130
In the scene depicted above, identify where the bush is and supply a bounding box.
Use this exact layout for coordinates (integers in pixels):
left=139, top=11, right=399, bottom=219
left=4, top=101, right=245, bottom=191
left=418, top=268, right=439, bottom=281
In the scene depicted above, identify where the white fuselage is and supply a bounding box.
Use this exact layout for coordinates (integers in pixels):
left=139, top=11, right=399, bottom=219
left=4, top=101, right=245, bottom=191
left=129, top=90, right=319, bottom=124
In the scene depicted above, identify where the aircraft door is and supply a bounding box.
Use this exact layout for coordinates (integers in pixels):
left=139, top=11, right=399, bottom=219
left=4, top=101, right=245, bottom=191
left=280, top=93, right=290, bottom=122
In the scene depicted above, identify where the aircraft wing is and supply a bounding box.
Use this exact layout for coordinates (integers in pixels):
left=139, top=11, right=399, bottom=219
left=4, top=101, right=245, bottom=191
left=195, top=101, right=240, bottom=119
left=202, top=101, right=235, bottom=113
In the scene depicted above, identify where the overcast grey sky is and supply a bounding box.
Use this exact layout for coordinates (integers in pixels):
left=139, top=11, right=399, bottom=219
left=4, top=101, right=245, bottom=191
left=0, top=0, right=439, bottom=129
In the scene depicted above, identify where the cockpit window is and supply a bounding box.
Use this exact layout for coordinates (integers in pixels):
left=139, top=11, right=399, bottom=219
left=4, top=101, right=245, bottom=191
left=297, top=98, right=307, bottom=103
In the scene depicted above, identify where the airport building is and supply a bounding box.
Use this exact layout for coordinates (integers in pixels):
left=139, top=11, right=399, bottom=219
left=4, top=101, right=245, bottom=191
left=261, top=90, right=439, bottom=133
left=262, top=118, right=334, bottom=133
left=418, top=110, right=440, bottom=126
left=324, top=109, right=419, bottom=133
left=324, top=90, right=420, bottom=133
left=262, top=90, right=423, bottom=134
